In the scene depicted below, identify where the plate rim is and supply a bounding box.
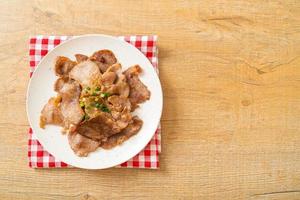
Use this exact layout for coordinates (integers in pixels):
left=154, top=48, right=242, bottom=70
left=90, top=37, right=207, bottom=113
left=26, top=34, right=163, bottom=169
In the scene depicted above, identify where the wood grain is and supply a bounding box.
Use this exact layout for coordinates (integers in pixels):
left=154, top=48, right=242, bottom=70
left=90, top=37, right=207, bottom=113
left=0, top=0, right=300, bottom=199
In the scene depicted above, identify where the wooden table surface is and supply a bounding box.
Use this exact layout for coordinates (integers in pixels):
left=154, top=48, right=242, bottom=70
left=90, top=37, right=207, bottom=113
left=1, top=0, right=300, bottom=199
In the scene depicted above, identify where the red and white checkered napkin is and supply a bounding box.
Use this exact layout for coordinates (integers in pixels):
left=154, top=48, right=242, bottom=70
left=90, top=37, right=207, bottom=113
left=28, top=35, right=161, bottom=169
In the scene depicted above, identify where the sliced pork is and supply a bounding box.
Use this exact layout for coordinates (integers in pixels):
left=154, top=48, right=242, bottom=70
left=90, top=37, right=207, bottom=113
left=68, top=132, right=100, bottom=157
left=75, top=54, right=88, bottom=63
left=124, top=65, right=150, bottom=109
left=54, top=56, right=77, bottom=77
left=69, top=60, right=102, bottom=88
left=40, top=97, right=63, bottom=128
left=108, top=95, right=131, bottom=112
left=101, top=116, right=143, bottom=149
left=102, top=74, right=130, bottom=98
left=76, top=112, right=121, bottom=141
left=90, top=49, right=117, bottom=73
left=101, top=63, right=121, bottom=86
left=56, top=78, right=84, bottom=127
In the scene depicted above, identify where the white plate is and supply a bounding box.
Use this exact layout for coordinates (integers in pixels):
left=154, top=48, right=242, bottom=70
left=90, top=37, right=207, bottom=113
left=26, top=34, right=163, bottom=169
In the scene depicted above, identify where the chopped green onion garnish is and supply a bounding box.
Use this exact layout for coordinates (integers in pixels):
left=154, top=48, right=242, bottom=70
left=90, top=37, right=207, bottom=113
left=92, top=102, right=110, bottom=113
left=100, top=92, right=111, bottom=98
left=101, top=105, right=110, bottom=113
left=95, top=87, right=100, bottom=91
left=79, top=101, right=85, bottom=108
left=82, top=114, right=90, bottom=121
left=95, top=102, right=101, bottom=108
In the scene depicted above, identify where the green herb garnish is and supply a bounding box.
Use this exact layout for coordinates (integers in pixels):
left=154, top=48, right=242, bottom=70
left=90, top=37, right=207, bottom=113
left=92, top=102, right=110, bottom=113
left=100, top=92, right=111, bottom=98
left=100, top=105, right=110, bottom=113
left=79, top=101, right=85, bottom=108
left=95, top=102, right=101, bottom=109
left=95, top=87, right=101, bottom=91
left=82, top=114, right=90, bottom=121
